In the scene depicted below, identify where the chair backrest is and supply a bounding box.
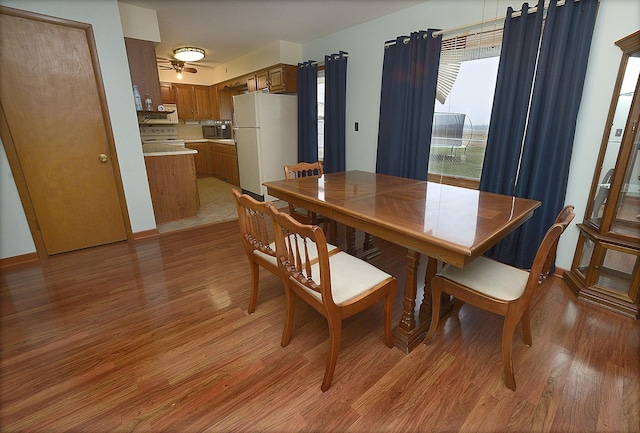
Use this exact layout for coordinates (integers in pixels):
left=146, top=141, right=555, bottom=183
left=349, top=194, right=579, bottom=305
left=231, top=189, right=277, bottom=260
left=284, top=162, right=323, bottom=180
left=520, top=205, right=575, bottom=303
left=268, top=205, right=333, bottom=304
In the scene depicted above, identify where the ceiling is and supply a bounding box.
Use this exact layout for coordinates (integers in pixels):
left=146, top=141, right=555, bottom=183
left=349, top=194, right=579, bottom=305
left=119, top=0, right=428, bottom=69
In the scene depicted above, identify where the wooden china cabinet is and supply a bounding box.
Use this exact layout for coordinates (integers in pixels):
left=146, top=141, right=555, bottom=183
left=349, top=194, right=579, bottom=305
left=563, top=31, right=640, bottom=318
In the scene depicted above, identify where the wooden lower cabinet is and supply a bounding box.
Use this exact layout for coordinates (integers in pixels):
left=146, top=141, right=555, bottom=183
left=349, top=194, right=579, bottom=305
left=144, top=154, right=200, bottom=223
left=185, top=141, right=239, bottom=186
left=185, top=142, right=210, bottom=177
left=210, top=142, right=239, bottom=186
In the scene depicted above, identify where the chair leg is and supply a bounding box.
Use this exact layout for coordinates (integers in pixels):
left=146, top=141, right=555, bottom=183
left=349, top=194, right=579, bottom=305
left=248, top=261, right=260, bottom=314
left=502, top=314, right=519, bottom=391
left=521, top=307, right=532, bottom=347
left=424, top=277, right=443, bottom=344
left=321, top=318, right=342, bottom=392
left=383, top=290, right=395, bottom=347
left=281, top=287, right=297, bottom=347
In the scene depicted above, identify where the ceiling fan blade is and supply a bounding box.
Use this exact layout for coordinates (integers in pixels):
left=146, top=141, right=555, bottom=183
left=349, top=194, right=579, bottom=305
left=184, top=67, right=197, bottom=73
left=156, top=57, right=172, bottom=62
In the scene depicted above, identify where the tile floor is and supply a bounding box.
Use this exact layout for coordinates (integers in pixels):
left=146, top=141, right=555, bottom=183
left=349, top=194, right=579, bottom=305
left=156, top=177, right=285, bottom=234
left=156, top=177, right=240, bottom=233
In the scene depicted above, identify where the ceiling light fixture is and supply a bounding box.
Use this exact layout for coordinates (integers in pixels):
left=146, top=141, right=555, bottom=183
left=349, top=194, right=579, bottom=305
left=173, top=47, right=205, bottom=62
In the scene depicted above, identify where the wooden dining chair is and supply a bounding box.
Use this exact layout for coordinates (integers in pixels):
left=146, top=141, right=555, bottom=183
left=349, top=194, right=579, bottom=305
left=232, top=189, right=339, bottom=314
left=424, top=205, right=575, bottom=390
left=268, top=205, right=397, bottom=392
left=283, top=162, right=337, bottom=241
left=231, top=189, right=280, bottom=314
left=283, top=162, right=375, bottom=256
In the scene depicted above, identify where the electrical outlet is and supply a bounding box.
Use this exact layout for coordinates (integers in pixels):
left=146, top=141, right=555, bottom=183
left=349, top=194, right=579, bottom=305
left=355, top=122, right=359, bottom=131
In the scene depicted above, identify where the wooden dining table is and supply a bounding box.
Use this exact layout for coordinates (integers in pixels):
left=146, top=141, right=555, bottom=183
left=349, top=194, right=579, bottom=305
left=263, top=170, right=541, bottom=353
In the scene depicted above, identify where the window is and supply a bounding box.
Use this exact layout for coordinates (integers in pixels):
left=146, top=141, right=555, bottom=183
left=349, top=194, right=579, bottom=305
left=429, top=29, right=501, bottom=188
left=317, top=70, right=325, bottom=161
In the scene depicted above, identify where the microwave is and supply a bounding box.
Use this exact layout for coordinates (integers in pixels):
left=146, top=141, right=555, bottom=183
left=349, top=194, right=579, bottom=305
left=143, top=103, right=178, bottom=124
left=202, top=120, right=232, bottom=139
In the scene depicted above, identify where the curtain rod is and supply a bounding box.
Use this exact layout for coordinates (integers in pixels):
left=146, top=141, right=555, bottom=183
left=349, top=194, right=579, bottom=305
left=432, top=0, right=573, bottom=38
left=301, top=53, right=349, bottom=67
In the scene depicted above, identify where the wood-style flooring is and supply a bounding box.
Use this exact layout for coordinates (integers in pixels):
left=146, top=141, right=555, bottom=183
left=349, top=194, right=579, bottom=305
left=1, top=220, right=638, bottom=432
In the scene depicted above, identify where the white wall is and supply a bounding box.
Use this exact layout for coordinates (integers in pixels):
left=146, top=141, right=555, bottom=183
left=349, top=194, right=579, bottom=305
left=0, top=0, right=157, bottom=259
left=118, top=2, right=160, bottom=42
left=301, top=0, right=640, bottom=270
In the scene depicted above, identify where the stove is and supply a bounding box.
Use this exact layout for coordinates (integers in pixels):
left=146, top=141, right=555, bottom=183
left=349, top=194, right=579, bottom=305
left=139, top=125, right=185, bottom=146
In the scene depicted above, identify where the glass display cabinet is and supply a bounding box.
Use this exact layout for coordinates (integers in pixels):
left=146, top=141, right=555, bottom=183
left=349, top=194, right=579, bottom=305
left=563, top=31, right=640, bottom=318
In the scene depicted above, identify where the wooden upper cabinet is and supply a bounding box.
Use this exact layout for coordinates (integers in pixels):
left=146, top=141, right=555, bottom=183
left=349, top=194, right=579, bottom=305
left=124, top=38, right=162, bottom=110
left=173, top=84, right=211, bottom=119
left=209, top=85, right=220, bottom=119
left=244, top=64, right=297, bottom=94
left=247, top=75, right=257, bottom=93
left=194, top=85, right=212, bottom=119
left=160, top=82, right=176, bottom=104
left=256, top=70, right=269, bottom=91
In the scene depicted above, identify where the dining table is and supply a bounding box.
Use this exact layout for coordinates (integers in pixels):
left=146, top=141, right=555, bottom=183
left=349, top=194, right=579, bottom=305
left=263, top=170, right=541, bottom=353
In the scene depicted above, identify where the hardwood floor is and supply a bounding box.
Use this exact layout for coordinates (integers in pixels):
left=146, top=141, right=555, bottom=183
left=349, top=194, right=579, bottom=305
left=1, top=220, right=638, bottom=432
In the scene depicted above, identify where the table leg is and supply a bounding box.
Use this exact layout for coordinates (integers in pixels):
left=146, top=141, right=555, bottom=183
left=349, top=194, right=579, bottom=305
left=346, top=227, right=380, bottom=259
left=393, top=254, right=454, bottom=354
left=393, top=249, right=423, bottom=353
left=346, top=226, right=357, bottom=255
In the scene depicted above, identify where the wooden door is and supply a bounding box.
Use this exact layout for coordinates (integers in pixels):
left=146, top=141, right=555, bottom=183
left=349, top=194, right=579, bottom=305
left=0, top=8, right=129, bottom=256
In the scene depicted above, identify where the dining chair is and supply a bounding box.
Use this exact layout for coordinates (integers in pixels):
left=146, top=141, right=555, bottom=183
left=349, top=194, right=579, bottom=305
left=268, top=205, right=397, bottom=392
left=232, top=189, right=339, bottom=314
left=283, top=162, right=375, bottom=256
left=424, top=205, right=575, bottom=390
left=283, top=162, right=337, bottom=242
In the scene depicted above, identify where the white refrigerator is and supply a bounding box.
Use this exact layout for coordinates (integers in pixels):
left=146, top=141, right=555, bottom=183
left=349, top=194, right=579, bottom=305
left=233, top=92, right=298, bottom=201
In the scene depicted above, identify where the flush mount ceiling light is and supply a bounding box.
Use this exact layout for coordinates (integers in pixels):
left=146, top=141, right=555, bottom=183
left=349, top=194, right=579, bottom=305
left=173, top=47, right=205, bottom=62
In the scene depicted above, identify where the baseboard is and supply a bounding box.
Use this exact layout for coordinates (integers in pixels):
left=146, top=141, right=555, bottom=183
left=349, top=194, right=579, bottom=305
left=133, top=228, right=159, bottom=240
left=552, top=266, right=568, bottom=279
left=0, top=252, right=39, bottom=269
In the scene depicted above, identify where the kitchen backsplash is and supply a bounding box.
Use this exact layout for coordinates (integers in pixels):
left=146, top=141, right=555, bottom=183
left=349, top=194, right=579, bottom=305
left=175, top=122, right=204, bottom=140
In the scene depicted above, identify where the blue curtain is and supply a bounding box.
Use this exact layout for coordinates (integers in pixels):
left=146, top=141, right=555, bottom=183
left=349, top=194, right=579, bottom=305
left=479, top=0, right=544, bottom=197
left=511, top=0, right=598, bottom=267
left=297, top=61, right=318, bottom=162
left=376, top=30, right=442, bottom=180
left=324, top=52, right=348, bottom=173
left=483, top=0, right=598, bottom=268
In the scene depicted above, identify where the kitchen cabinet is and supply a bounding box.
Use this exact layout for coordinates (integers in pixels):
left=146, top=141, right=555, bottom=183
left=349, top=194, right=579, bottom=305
left=184, top=141, right=210, bottom=177
left=217, top=86, right=237, bottom=120
left=210, top=142, right=239, bottom=186
left=144, top=153, right=200, bottom=223
left=174, top=84, right=212, bottom=119
left=246, top=64, right=297, bottom=93
left=209, top=85, right=221, bottom=119
left=125, top=38, right=162, bottom=111
left=160, top=82, right=176, bottom=104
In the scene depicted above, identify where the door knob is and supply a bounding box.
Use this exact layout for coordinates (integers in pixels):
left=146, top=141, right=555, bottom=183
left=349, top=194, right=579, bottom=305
left=98, top=154, right=108, bottom=163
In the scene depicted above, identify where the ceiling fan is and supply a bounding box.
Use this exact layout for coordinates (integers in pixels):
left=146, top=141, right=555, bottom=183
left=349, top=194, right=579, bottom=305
left=157, top=58, right=198, bottom=78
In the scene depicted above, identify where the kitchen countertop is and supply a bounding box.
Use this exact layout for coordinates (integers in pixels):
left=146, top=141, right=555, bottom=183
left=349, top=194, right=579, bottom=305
left=183, top=139, right=236, bottom=145
left=142, top=143, right=198, bottom=157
